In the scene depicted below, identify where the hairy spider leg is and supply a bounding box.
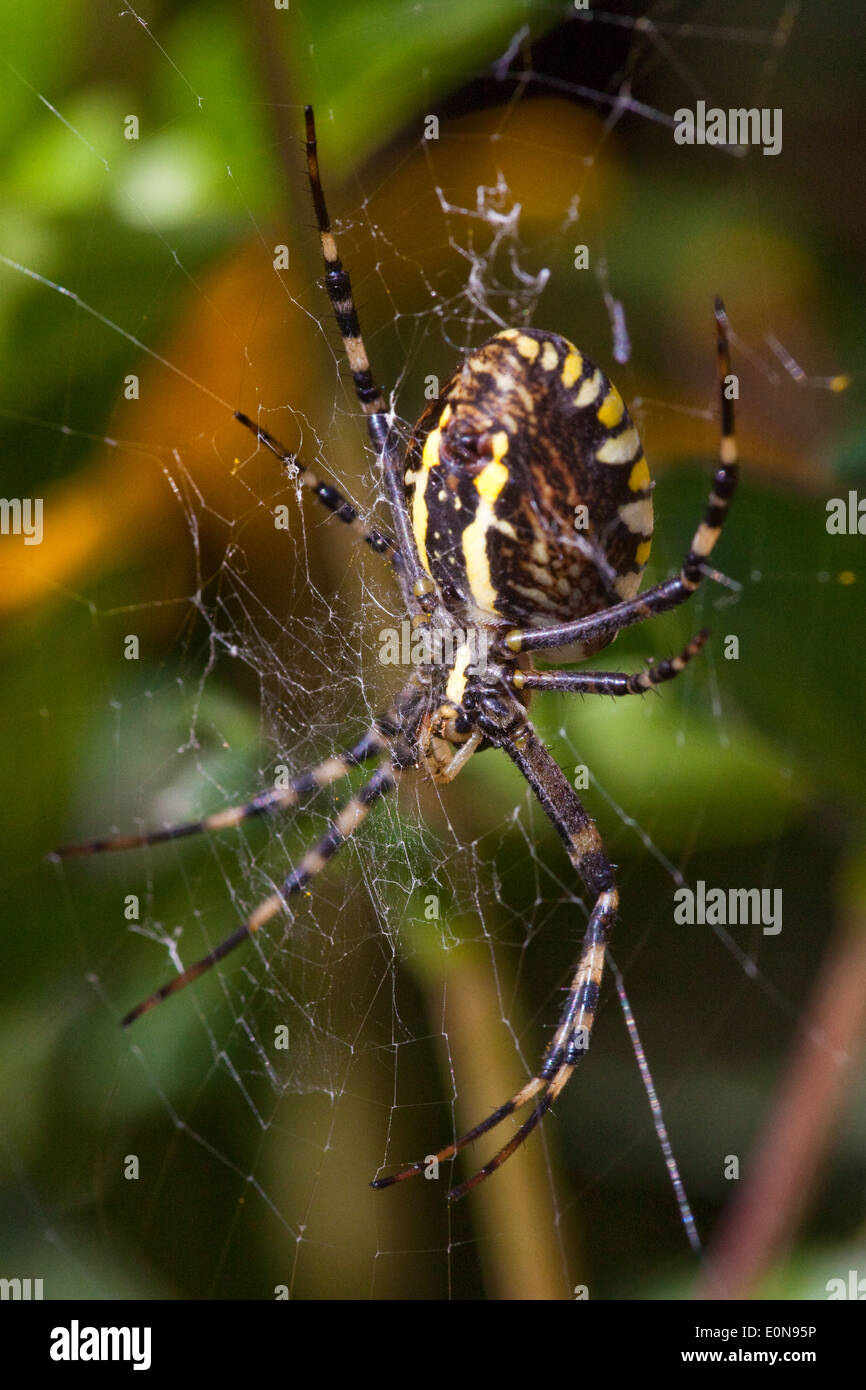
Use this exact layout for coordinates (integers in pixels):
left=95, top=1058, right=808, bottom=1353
left=56, top=679, right=427, bottom=1028
left=121, top=757, right=405, bottom=1027
left=53, top=726, right=390, bottom=858
left=372, top=301, right=738, bottom=1198
left=303, top=105, right=434, bottom=610
left=234, top=411, right=399, bottom=561
left=513, top=629, right=710, bottom=695
left=372, top=718, right=619, bottom=1201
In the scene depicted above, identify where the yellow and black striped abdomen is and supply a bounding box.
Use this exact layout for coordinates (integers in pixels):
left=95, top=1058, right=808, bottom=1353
left=404, top=329, right=652, bottom=644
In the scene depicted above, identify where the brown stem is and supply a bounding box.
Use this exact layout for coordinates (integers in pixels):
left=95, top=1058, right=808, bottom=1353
left=696, top=843, right=866, bottom=1299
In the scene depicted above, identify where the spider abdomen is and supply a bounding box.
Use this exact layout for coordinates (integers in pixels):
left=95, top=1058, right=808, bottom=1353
left=405, top=328, right=653, bottom=644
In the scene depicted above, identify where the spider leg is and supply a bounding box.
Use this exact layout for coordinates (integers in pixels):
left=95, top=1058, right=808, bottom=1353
left=502, top=298, right=738, bottom=659
left=372, top=711, right=619, bottom=1200
left=304, top=106, right=433, bottom=610
left=121, top=757, right=406, bottom=1027
left=304, top=106, right=385, bottom=418
left=512, top=629, right=709, bottom=695
left=370, top=1074, right=549, bottom=1190
left=234, top=412, right=399, bottom=562
left=445, top=1065, right=575, bottom=1204
left=52, top=725, right=390, bottom=859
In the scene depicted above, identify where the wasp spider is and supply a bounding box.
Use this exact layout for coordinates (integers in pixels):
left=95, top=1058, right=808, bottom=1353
left=57, top=107, right=739, bottom=1202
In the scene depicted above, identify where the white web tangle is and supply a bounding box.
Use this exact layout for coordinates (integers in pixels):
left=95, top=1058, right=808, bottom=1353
left=435, top=174, right=551, bottom=338
left=1, top=0, right=849, bottom=1301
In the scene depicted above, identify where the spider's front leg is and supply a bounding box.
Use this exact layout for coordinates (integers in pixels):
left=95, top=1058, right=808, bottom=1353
left=55, top=682, right=428, bottom=1027
left=372, top=693, right=618, bottom=1201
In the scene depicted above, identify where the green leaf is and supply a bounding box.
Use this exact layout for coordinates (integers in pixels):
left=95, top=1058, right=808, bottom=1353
left=294, top=0, right=560, bottom=167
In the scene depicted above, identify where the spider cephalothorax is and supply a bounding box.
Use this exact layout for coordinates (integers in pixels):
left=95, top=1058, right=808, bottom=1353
left=57, top=106, right=738, bottom=1204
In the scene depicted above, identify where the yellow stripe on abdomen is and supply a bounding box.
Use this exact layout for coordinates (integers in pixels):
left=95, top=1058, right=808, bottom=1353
left=409, top=427, right=441, bottom=576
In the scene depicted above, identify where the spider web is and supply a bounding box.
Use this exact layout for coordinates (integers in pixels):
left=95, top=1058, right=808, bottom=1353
left=2, top=0, right=862, bottom=1302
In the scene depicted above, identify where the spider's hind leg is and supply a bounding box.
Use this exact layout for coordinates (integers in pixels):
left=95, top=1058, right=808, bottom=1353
left=302, top=106, right=433, bottom=610
left=304, top=106, right=386, bottom=418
